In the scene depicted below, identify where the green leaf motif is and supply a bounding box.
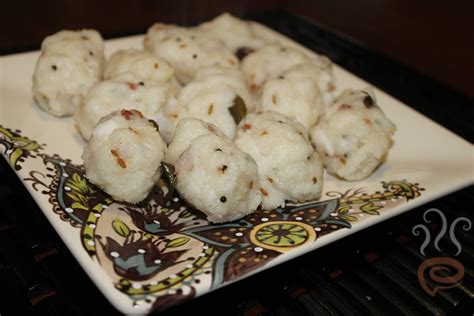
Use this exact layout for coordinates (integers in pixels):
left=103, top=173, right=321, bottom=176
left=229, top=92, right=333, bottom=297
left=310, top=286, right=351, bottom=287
left=65, top=173, right=96, bottom=210
left=113, top=218, right=130, bottom=238
left=9, top=148, right=23, bottom=168
left=166, top=236, right=190, bottom=248
left=0, top=126, right=42, bottom=169
left=69, top=173, right=95, bottom=195
left=66, top=192, right=81, bottom=203
left=340, top=215, right=358, bottom=222
left=71, top=201, right=90, bottom=211
left=360, top=202, right=382, bottom=215
left=178, top=209, right=193, bottom=218
left=338, top=205, right=350, bottom=214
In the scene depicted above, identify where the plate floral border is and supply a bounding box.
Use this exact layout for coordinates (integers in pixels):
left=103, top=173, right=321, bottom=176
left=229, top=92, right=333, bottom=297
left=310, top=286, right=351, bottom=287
left=0, top=126, right=424, bottom=312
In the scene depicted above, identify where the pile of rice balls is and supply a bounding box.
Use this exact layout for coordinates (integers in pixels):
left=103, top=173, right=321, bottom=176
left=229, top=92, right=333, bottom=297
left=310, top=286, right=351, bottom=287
left=32, top=13, right=396, bottom=223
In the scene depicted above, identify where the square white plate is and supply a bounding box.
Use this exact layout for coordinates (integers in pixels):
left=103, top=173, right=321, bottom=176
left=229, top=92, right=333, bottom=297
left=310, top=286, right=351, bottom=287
left=1, top=23, right=472, bottom=314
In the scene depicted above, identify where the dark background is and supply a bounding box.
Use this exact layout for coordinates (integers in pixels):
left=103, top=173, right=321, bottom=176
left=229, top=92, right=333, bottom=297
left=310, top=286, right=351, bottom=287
left=1, top=0, right=473, bottom=99
left=0, top=2, right=473, bottom=315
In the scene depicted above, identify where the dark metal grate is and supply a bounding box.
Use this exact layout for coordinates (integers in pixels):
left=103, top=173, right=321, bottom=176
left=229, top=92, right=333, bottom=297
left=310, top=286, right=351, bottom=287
left=0, top=10, right=472, bottom=316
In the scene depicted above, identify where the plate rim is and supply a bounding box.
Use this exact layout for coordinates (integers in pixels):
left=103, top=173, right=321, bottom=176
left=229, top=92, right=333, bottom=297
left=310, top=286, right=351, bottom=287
left=1, top=22, right=473, bottom=314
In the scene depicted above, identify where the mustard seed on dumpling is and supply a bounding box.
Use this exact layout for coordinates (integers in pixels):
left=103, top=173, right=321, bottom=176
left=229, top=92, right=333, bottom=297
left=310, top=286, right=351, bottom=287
left=144, top=24, right=238, bottom=84
left=310, top=89, right=396, bottom=181
left=32, top=29, right=104, bottom=117
left=152, top=97, right=181, bottom=144
left=235, top=112, right=324, bottom=210
left=103, top=49, right=175, bottom=83
left=176, top=66, right=254, bottom=138
left=197, top=13, right=267, bottom=56
left=241, top=44, right=335, bottom=98
left=240, top=44, right=309, bottom=92
left=41, top=29, right=103, bottom=53
left=75, top=73, right=178, bottom=141
left=164, top=118, right=225, bottom=165
left=175, top=133, right=261, bottom=223
left=259, top=63, right=328, bottom=130
left=82, top=109, right=167, bottom=203
left=284, top=61, right=335, bottom=107
left=98, top=49, right=181, bottom=143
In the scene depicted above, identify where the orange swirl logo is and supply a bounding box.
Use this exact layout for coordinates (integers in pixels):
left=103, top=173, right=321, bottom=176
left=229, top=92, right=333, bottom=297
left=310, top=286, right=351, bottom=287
left=417, top=257, right=465, bottom=296
left=412, top=208, right=471, bottom=296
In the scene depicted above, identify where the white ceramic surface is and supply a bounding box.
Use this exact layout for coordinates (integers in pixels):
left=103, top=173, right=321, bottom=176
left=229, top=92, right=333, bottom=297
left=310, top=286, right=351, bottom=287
left=0, top=23, right=472, bottom=314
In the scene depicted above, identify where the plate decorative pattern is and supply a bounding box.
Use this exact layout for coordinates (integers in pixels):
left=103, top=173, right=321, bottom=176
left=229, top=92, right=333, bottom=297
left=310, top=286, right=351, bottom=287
left=0, top=125, right=424, bottom=312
